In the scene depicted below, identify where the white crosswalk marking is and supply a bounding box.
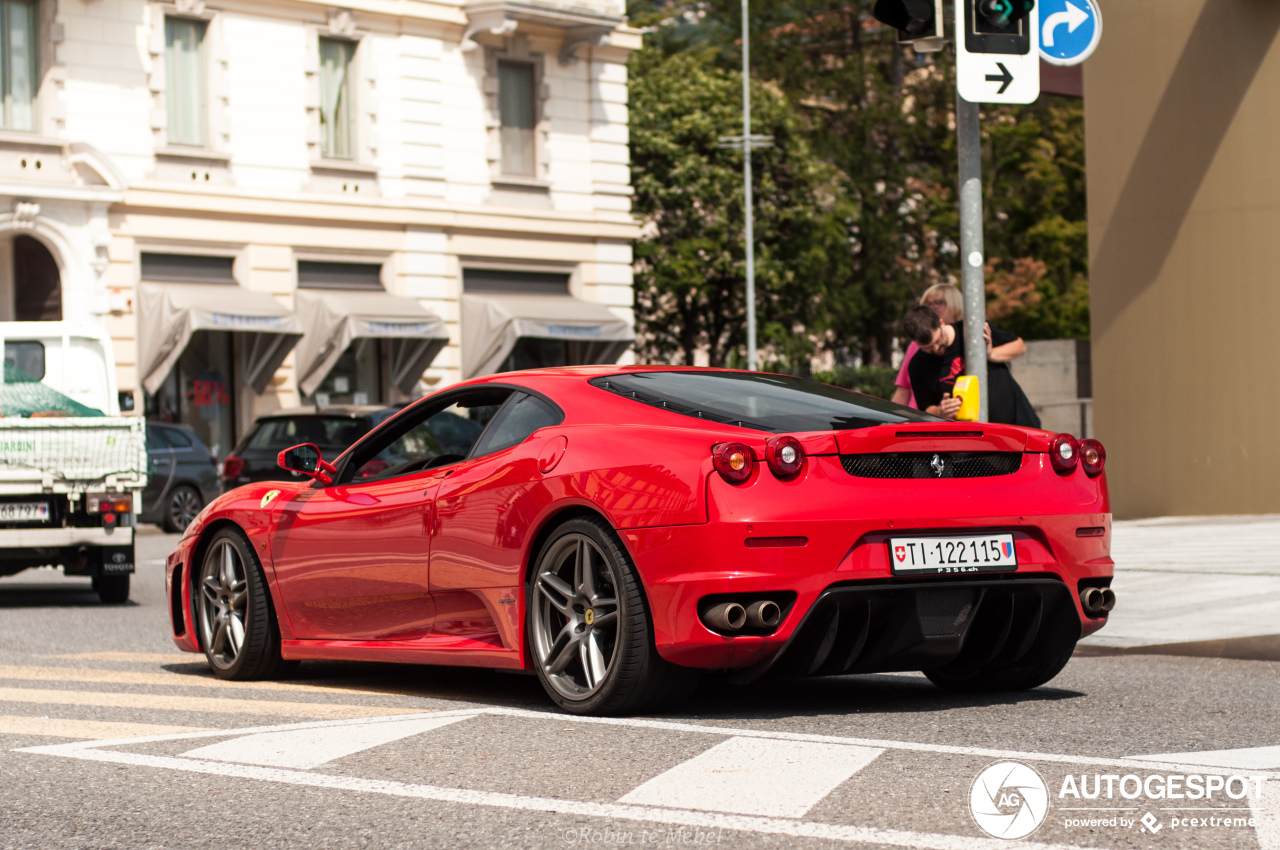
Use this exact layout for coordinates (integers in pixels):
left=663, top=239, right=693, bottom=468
left=619, top=736, right=884, bottom=818
left=1128, top=745, right=1280, bottom=770
left=1251, top=777, right=1280, bottom=850
left=179, top=714, right=474, bottom=770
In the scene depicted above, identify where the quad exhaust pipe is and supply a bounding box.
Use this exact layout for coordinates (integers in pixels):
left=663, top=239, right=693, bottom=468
left=1080, top=586, right=1116, bottom=618
left=702, top=599, right=782, bottom=633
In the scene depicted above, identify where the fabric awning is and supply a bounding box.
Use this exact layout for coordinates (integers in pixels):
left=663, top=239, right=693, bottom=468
left=460, top=293, right=634, bottom=379
left=294, top=290, right=449, bottom=396
left=138, top=283, right=304, bottom=395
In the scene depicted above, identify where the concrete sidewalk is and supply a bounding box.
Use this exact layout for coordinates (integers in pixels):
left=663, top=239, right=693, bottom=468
left=1078, top=514, right=1280, bottom=660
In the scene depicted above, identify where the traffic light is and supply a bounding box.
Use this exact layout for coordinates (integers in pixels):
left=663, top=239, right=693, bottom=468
left=872, top=0, right=945, bottom=52
left=963, top=0, right=1035, bottom=54
left=955, top=0, right=1039, bottom=103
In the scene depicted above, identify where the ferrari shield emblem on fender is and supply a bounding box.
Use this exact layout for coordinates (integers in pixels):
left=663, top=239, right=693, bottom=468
left=260, top=490, right=281, bottom=509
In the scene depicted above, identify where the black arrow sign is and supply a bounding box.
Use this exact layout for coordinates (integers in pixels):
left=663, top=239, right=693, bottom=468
left=985, top=62, right=1014, bottom=94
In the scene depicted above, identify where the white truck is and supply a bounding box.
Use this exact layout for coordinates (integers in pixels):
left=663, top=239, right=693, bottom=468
left=0, top=322, right=146, bottom=602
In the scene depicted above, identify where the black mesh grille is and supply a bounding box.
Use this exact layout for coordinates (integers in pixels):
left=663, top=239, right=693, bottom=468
left=840, top=452, right=1022, bottom=479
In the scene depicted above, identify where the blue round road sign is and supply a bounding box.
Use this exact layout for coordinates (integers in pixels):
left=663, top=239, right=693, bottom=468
left=1038, top=0, right=1102, bottom=66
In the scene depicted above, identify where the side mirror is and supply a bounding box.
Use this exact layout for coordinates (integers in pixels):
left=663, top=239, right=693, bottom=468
left=277, top=443, right=336, bottom=485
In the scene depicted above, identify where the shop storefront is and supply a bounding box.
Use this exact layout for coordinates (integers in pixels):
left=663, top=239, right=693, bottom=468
left=137, top=271, right=303, bottom=460
left=460, top=269, right=634, bottom=378
left=293, top=261, right=449, bottom=407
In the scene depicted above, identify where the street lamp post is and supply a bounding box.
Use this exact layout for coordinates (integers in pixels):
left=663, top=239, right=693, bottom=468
left=717, top=0, right=772, bottom=372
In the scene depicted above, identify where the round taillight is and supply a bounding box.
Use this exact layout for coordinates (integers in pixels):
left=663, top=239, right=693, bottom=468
left=713, top=442, right=755, bottom=484
left=1080, top=439, right=1106, bottom=477
left=765, top=436, right=804, bottom=479
left=1050, top=433, right=1079, bottom=473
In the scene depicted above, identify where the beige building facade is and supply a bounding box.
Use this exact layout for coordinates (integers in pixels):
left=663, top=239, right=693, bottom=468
left=0, top=0, right=639, bottom=458
left=1084, top=0, right=1280, bottom=518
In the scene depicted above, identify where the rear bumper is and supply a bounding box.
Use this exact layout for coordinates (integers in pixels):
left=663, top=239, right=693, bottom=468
left=623, top=511, right=1112, bottom=671
left=742, top=577, right=1079, bottom=682
left=0, top=526, right=133, bottom=547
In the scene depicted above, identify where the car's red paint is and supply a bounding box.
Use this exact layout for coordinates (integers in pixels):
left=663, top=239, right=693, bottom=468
left=166, top=365, right=1113, bottom=675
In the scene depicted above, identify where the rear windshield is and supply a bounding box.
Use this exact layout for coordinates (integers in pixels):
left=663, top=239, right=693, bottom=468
left=246, top=416, right=371, bottom=451
left=591, top=371, right=938, bottom=433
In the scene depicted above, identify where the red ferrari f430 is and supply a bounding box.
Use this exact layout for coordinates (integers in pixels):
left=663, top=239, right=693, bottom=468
left=166, top=367, right=1114, bottom=715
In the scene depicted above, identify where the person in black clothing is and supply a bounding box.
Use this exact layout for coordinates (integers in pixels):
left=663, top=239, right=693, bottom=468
left=902, top=306, right=1041, bottom=427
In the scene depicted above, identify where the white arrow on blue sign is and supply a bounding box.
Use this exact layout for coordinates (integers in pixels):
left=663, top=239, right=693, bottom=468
left=1038, top=0, right=1102, bottom=67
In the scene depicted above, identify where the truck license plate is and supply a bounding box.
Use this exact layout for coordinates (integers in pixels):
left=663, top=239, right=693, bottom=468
left=889, top=534, right=1018, bottom=575
left=0, top=502, right=49, bottom=523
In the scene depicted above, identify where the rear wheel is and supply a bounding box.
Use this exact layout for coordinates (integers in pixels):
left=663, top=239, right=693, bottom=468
left=197, top=527, right=295, bottom=680
left=93, top=573, right=130, bottom=604
left=527, top=516, right=697, bottom=715
left=924, top=640, right=1076, bottom=693
left=163, top=485, right=203, bottom=534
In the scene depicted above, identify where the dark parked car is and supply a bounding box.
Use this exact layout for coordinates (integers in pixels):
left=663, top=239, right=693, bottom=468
left=141, top=423, right=220, bottom=533
left=221, top=406, right=398, bottom=492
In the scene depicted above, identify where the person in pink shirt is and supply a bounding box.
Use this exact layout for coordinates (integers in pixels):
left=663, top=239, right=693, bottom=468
left=892, top=284, right=964, bottom=407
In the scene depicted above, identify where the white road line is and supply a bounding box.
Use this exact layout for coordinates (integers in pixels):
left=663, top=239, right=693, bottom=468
left=18, top=705, right=1280, bottom=781
left=1252, top=776, right=1280, bottom=850
left=1129, top=745, right=1280, bottom=770
left=620, top=737, right=883, bottom=818
left=483, top=707, right=1280, bottom=780
left=16, top=744, right=1099, bottom=850
left=180, top=715, right=473, bottom=770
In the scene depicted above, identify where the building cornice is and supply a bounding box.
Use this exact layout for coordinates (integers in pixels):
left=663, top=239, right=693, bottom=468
left=117, top=186, right=640, bottom=240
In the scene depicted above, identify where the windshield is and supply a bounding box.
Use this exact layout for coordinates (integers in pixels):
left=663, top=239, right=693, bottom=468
left=591, top=371, right=939, bottom=433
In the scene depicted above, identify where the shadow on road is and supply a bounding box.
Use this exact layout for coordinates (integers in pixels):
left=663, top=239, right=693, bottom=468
left=157, top=657, right=1082, bottom=718
left=0, top=583, right=134, bottom=608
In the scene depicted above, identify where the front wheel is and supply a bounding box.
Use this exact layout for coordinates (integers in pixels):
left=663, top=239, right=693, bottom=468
left=527, top=516, right=697, bottom=716
left=163, top=485, right=203, bottom=534
left=196, top=527, right=294, bottom=680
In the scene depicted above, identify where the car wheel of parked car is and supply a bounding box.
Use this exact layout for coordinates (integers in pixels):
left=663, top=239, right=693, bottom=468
left=197, top=527, right=295, bottom=680
left=93, top=574, right=130, bottom=604
left=164, top=485, right=203, bottom=534
left=527, top=516, right=698, bottom=716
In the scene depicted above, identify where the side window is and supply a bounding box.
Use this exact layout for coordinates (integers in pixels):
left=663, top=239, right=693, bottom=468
left=471, top=393, right=561, bottom=458
left=163, top=427, right=194, bottom=448
left=346, top=390, right=511, bottom=482
left=146, top=424, right=171, bottom=452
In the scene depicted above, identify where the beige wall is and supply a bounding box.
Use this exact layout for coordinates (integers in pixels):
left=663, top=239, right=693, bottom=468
left=1084, top=0, right=1280, bottom=518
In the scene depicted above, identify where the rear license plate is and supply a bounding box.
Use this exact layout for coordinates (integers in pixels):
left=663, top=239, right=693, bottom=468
left=0, top=502, right=49, bottom=523
left=889, top=534, right=1017, bottom=575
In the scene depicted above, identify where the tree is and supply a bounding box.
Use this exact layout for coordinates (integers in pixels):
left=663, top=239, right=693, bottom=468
left=630, top=46, right=846, bottom=369
left=629, top=1, right=1091, bottom=364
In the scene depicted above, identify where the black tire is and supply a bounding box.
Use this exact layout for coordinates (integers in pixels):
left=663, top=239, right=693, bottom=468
left=163, top=485, right=203, bottom=534
left=527, top=516, right=698, bottom=716
left=924, top=641, right=1076, bottom=693
left=196, top=526, right=296, bottom=680
left=93, top=573, right=130, bottom=604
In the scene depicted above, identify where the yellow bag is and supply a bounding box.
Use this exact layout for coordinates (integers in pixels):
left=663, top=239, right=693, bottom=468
left=952, top=375, right=980, bottom=422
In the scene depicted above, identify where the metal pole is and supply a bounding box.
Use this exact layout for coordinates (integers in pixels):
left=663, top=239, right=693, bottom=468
left=742, top=0, right=757, bottom=371
left=956, top=92, right=988, bottom=421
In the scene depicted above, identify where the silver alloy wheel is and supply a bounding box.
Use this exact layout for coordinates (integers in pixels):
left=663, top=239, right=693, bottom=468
left=168, top=487, right=201, bottom=532
left=198, top=539, right=248, bottom=670
left=530, top=533, right=620, bottom=700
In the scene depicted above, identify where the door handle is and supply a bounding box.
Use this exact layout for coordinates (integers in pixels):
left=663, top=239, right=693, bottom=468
left=154, top=459, right=172, bottom=466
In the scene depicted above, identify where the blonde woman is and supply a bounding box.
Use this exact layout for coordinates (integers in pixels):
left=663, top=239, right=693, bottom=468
left=892, top=284, right=964, bottom=407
